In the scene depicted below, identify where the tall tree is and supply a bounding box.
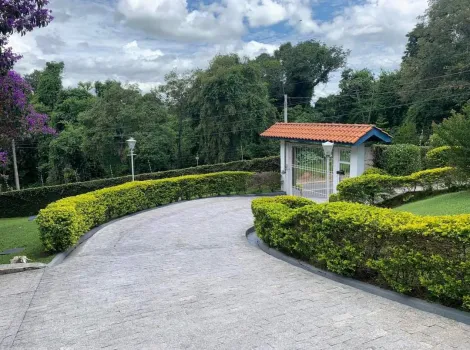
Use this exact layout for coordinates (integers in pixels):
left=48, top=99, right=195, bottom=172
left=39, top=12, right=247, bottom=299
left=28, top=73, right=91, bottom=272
left=188, top=55, right=277, bottom=163
left=158, top=71, right=194, bottom=168
left=253, top=40, right=348, bottom=105
left=33, top=61, right=65, bottom=111
left=400, top=0, right=470, bottom=128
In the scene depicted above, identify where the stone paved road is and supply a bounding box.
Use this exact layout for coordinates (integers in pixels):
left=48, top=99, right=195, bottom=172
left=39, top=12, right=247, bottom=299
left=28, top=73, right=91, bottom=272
left=1, top=197, right=469, bottom=349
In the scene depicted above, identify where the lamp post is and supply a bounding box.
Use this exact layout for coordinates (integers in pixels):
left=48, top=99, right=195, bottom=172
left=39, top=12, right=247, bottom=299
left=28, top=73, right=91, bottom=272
left=126, top=137, right=136, bottom=181
left=196, top=153, right=199, bottom=167
left=322, top=142, right=334, bottom=197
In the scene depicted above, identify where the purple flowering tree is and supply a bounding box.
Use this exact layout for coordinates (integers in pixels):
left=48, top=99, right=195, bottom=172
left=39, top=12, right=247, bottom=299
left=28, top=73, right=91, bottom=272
left=0, top=0, right=53, bottom=74
left=0, top=1, right=53, bottom=189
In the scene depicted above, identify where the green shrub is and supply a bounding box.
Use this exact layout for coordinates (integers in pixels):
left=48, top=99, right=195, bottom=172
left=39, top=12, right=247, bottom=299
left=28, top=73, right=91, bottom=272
left=337, top=167, right=457, bottom=204
left=363, top=167, right=387, bottom=175
left=372, top=144, right=428, bottom=175
left=425, top=146, right=452, bottom=168
left=252, top=196, right=470, bottom=309
left=383, top=144, right=422, bottom=175
left=0, top=156, right=279, bottom=218
left=37, top=172, right=254, bottom=252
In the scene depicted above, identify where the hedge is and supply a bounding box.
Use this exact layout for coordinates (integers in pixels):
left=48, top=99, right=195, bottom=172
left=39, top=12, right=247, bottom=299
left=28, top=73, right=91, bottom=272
left=372, top=144, right=424, bottom=176
left=252, top=196, right=470, bottom=309
left=336, top=167, right=458, bottom=205
left=0, top=156, right=279, bottom=218
left=37, top=171, right=267, bottom=252
left=425, top=146, right=453, bottom=169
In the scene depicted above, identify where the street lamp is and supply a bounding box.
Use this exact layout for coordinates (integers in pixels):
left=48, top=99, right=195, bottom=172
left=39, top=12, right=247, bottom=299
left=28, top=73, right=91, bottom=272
left=126, top=137, right=136, bottom=181
left=322, top=142, right=334, bottom=197
left=195, top=153, right=200, bottom=167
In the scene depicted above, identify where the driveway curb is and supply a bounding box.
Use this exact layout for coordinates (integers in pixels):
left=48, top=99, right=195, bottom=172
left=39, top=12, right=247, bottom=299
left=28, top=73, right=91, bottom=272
left=246, top=227, right=470, bottom=325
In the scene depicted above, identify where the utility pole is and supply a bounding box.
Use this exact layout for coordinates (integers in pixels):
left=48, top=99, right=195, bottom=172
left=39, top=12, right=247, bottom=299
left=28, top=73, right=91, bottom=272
left=284, top=94, right=288, bottom=123
left=11, top=139, right=20, bottom=190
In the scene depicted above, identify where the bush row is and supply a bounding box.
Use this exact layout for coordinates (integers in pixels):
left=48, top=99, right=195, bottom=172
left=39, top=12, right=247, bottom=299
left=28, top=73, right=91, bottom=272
left=336, top=167, right=459, bottom=204
left=0, top=156, right=280, bottom=218
left=372, top=144, right=426, bottom=176
left=425, top=146, right=453, bottom=169
left=37, top=171, right=271, bottom=252
left=252, top=196, right=470, bottom=309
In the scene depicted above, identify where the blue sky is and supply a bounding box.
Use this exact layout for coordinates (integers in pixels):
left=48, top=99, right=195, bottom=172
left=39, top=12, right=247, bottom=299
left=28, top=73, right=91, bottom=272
left=11, top=0, right=429, bottom=97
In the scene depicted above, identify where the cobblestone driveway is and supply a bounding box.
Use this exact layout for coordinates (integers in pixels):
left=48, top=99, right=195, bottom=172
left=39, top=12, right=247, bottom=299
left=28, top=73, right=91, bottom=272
left=1, top=197, right=469, bottom=349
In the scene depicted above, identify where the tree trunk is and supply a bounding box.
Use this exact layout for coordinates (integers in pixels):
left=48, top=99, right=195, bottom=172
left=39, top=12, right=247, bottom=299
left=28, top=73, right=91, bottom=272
left=12, top=139, right=20, bottom=190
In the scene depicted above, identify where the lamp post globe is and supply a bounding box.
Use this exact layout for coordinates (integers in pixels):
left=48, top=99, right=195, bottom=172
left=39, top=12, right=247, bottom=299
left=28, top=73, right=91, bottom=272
left=126, top=137, right=136, bottom=151
left=126, top=137, right=137, bottom=181
left=322, top=141, right=334, bottom=158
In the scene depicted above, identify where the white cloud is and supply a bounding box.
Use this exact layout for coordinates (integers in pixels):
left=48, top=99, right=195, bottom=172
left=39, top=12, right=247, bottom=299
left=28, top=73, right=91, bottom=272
left=245, top=0, right=287, bottom=27
left=123, top=41, right=164, bottom=60
left=116, top=0, right=246, bottom=42
left=9, top=0, right=429, bottom=96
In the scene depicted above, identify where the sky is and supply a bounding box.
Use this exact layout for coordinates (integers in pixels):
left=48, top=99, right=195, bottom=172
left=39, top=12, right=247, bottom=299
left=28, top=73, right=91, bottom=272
left=10, top=0, right=429, bottom=98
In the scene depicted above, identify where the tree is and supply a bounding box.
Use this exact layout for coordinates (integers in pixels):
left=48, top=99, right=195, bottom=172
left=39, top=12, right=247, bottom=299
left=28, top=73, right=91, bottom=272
left=253, top=40, right=348, bottom=105
left=400, top=0, right=470, bottom=128
left=393, top=121, right=420, bottom=145
left=187, top=55, right=278, bottom=163
left=0, top=71, right=55, bottom=189
left=32, top=61, right=65, bottom=111
left=51, top=85, right=95, bottom=130
left=0, top=0, right=53, bottom=74
left=79, top=82, right=176, bottom=177
left=433, top=103, right=470, bottom=174
left=158, top=71, right=194, bottom=168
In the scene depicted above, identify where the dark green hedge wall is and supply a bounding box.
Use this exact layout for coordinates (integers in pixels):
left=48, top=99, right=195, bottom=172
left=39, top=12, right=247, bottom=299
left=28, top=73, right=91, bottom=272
left=0, top=156, right=280, bottom=218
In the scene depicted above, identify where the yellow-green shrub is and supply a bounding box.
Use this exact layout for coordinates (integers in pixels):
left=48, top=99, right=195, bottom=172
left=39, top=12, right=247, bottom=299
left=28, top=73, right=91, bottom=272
left=37, top=172, right=253, bottom=252
left=336, top=167, right=457, bottom=204
left=252, top=196, right=470, bottom=309
left=425, top=146, right=452, bottom=168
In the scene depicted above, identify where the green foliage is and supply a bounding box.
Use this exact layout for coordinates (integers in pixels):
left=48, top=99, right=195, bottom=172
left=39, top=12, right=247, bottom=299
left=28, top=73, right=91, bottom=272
left=0, top=156, right=280, bottom=218
left=373, top=144, right=422, bottom=175
left=363, top=167, right=387, bottom=175
left=433, top=104, right=470, bottom=175
left=336, top=167, right=457, bottom=204
left=400, top=0, right=470, bottom=128
left=37, top=172, right=254, bottom=252
left=314, top=70, right=406, bottom=126
left=252, top=196, right=470, bottom=309
left=33, top=61, right=65, bottom=111
left=392, top=121, right=420, bottom=145
left=425, top=146, right=453, bottom=168
left=187, top=55, right=277, bottom=164
left=253, top=40, right=348, bottom=106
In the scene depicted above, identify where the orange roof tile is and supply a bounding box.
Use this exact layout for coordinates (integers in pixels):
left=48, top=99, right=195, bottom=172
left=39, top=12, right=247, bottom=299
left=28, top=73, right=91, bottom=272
left=260, top=123, right=391, bottom=144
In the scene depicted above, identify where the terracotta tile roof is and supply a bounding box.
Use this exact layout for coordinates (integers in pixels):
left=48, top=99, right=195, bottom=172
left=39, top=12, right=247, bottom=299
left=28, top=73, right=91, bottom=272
left=260, top=123, right=390, bottom=144
left=261, top=123, right=390, bottom=144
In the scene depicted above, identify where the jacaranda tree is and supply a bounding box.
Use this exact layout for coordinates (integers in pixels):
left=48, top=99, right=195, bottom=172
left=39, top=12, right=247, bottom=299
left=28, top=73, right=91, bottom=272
left=0, top=0, right=54, bottom=189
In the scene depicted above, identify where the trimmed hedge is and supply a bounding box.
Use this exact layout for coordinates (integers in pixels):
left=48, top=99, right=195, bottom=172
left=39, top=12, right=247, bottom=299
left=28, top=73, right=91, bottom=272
left=37, top=172, right=257, bottom=252
left=252, top=196, right=470, bottom=309
left=0, top=156, right=279, bottom=218
left=336, top=167, right=457, bottom=204
left=372, top=144, right=423, bottom=176
left=425, top=146, right=452, bottom=169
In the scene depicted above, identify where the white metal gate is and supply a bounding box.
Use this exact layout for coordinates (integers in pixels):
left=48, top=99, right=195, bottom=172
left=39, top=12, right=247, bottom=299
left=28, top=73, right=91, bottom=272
left=291, top=145, right=333, bottom=198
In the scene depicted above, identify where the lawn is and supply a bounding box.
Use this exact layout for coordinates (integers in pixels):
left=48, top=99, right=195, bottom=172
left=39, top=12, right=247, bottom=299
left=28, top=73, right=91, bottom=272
left=0, top=217, right=55, bottom=265
left=394, top=191, right=470, bottom=216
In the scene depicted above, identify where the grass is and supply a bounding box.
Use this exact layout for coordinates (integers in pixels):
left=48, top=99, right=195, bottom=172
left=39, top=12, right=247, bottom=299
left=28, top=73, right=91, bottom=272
left=394, top=191, right=470, bottom=216
left=0, top=217, right=55, bottom=265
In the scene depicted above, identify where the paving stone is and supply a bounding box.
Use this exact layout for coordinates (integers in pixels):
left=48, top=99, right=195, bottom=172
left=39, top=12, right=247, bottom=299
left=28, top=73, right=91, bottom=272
left=0, top=197, right=468, bottom=349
